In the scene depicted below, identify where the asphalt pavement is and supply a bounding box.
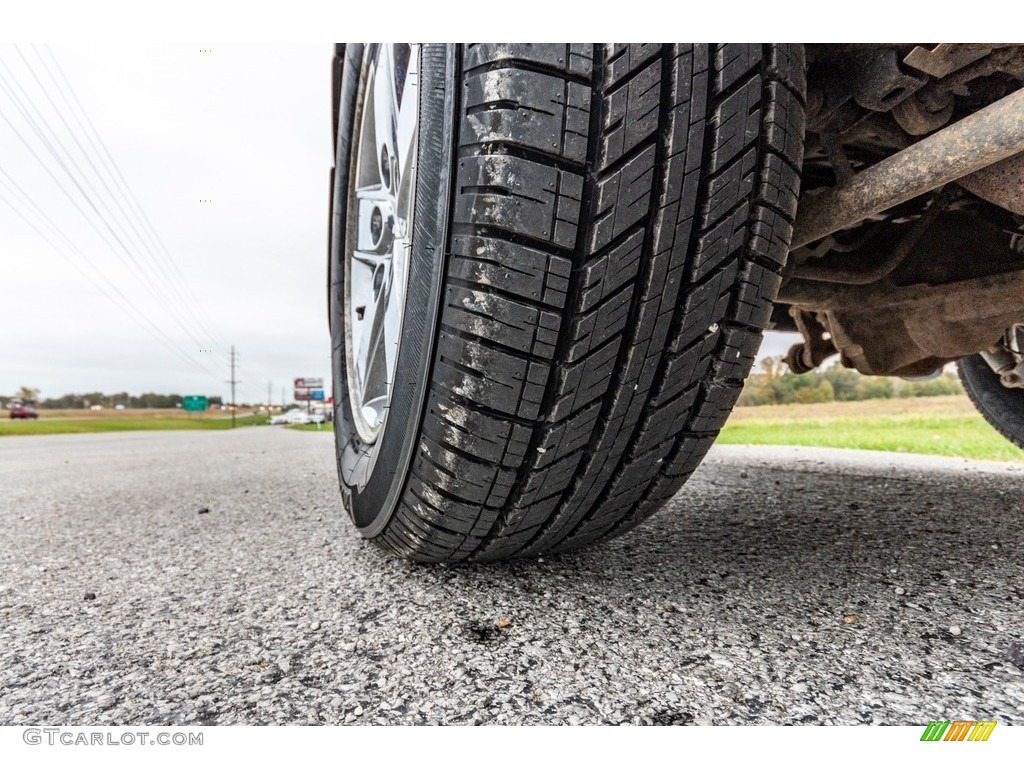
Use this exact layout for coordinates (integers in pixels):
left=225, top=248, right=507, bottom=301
left=1, top=427, right=1022, bottom=725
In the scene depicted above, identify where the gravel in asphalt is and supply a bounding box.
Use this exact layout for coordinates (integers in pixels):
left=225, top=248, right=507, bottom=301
left=1, top=428, right=1022, bottom=725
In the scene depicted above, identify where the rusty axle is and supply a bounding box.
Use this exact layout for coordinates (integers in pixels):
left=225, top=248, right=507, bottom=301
left=791, top=87, right=1024, bottom=249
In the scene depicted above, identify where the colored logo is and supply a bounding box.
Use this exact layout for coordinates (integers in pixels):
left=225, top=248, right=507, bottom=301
left=920, top=720, right=996, bottom=741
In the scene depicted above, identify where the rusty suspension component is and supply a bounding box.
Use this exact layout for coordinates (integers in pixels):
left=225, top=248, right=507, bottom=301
left=791, top=87, right=1024, bottom=249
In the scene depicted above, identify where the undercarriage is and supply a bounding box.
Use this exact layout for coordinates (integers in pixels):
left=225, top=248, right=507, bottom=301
left=778, top=44, right=1024, bottom=385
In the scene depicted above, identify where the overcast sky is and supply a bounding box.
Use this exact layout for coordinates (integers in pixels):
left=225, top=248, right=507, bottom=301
left=0, top=44, right=332, bottom=404
left=0, top=43, right=795, bottom=404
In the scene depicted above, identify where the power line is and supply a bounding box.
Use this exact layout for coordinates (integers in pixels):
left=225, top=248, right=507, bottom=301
left=13, top=44, right=219, bottom=349
left=0, top=53, right=213, bottom=349
left=0, top=174, right=219, bottom=379
left=0, top=177, right=216, bottom=378
left=0, top=46, right=277, bottom=393
left=33, top=45, right=228, bottom=348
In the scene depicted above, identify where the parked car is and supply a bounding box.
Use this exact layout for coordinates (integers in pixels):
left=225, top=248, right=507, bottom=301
left=270, top=409, right=324, bottom=425
left=9, top=404, right=39, bottom=419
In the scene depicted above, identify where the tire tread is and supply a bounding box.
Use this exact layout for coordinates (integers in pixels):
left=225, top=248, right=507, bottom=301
left=373, top=43, right=805, bottom=561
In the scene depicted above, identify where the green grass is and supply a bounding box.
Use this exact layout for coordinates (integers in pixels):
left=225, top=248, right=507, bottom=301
left=0, top=414, right=266, bottom=436
left=719, top=412, right=1024, bottom=462
left=11, top=395, right=1020, bottom=463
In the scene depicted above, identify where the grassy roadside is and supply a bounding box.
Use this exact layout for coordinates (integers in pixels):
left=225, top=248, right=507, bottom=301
left=719, top=395, right=1024, bottom=462
left=7, top=396, right=1020, bottom=463
left=0, top=412, right=266, bottom=436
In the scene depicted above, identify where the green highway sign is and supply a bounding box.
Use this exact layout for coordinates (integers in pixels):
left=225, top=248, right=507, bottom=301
left=183, top=395, right=208, bottom=412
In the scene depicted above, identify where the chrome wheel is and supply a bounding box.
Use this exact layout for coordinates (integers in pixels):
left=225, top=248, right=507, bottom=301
left=344, top=44, right=419, bottom=445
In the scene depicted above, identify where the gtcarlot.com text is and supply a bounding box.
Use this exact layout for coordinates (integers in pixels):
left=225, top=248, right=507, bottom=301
left=22, top=728, right=203, bottom=747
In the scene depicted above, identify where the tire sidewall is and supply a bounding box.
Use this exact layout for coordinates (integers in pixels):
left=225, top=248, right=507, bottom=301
left=959, top=353, right=1024, bottom=448
left=330, top=44, right=454, bottom=534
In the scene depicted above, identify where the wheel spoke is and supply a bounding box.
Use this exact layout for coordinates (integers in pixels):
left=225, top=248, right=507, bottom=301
left=372, top=46, right=399, bottom=192
left=348, top=256, right=377, bottom=391
left=351, top=248, right=388, bottom=269
left=356, top=66, right=383, bottom=190
left=360, top=271, right=391, bottom=406
left=395, top=49, right=418, bottom=213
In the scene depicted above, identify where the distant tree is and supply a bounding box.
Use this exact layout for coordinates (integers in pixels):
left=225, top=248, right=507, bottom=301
left=81, top=392, right=105, bottom=408
left=823, top=365, right=861, bottom=401
left=40, top=393, right=82, bottom=409
left=129, top=392, right=181, bottom=408
left=859, top=376, right=894, bottom=400
left=894, top=379, right=915, bottom=398
left=906, top=372, right=963, bottom=397
left=737, top=384, right=777, bottom=406
left=17, top=386, right=40, bottom=402
left=793, top=379, right=835, bottom=403
left=769, top=370, right=800, bottom=403
left=37, top=391, right=232, bottom=409
left=768, top=365, right=827, bottom=404
left=740, top=357, right=966, bottom=407
left=760, top=356, right=785, bottom=382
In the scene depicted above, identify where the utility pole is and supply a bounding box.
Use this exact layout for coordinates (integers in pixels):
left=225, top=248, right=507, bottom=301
left=267, top=380, right=272, bottom=422
left=227, top=345, right=240, bottom=428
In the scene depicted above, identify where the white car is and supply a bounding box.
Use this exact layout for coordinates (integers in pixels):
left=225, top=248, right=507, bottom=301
left=270, top=409, right=324, bottom=425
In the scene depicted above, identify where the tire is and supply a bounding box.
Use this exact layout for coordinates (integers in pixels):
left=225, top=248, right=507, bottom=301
left=959, top=353, right=1024, bottom=449
left=329, top=43, right=806, bottom=562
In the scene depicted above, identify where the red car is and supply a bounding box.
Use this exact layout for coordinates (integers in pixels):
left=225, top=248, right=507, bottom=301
left=9, top=405, right=39, bottom=419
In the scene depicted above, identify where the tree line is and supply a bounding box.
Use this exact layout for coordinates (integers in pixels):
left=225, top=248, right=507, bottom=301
left=737, top=357, right=963, bottom=407
left=5, top=387, right=224, bottom=409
